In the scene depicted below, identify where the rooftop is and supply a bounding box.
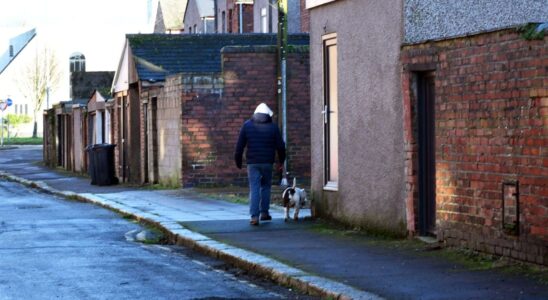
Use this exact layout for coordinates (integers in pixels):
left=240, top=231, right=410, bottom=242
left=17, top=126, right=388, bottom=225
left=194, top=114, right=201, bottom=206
left=127, top=33, right=310, bottom=82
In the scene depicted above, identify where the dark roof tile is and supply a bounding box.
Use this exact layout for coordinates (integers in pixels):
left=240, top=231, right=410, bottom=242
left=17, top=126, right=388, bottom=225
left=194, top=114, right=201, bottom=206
left=127, top=33, right=309, bottom=82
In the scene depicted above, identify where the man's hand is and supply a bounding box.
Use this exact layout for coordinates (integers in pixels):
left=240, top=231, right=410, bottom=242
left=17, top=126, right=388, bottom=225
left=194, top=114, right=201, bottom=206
left=235, top=156, right=242, bottom=169
left=276, top=163, right=283, bottom=172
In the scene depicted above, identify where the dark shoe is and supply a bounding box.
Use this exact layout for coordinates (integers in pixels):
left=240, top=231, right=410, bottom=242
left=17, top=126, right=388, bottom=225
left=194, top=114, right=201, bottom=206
left=250, top=217, right=259, bottom=226
left=260, top=214, right=272, bottom=221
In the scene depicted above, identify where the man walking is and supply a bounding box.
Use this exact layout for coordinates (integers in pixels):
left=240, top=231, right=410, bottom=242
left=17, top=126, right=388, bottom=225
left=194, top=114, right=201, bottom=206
left=234, top=103, right=286, bottom=225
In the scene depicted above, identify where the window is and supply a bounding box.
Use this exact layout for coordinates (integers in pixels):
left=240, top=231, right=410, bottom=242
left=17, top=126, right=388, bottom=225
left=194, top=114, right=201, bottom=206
left=323, top=34, right=338, bottom=190
left=261, top=7, right=268, bottom=33
left=228, top=9, right=233, bottom=33
left=69, top=52, right=86, bottom=72
left=25, top=104, right=28, bottom=115
left=222, top=11, right=226, bottom=33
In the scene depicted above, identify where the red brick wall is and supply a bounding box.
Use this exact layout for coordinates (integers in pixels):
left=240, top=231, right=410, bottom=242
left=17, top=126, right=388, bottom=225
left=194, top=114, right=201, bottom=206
left=402, top=29, right=547, bottom=265
left=180, top=47, right=311, bottom=187
left=226, top=1, right=253, bottom=33
left=242, top=4, right=254, bottom=33
left=300, top=0, right=309, bottom=32
left=181, top=92, right=246, bottom=186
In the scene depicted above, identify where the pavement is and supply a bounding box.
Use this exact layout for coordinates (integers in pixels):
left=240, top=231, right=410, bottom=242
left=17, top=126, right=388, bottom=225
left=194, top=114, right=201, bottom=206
left=1, top=145, right=547, bottom=300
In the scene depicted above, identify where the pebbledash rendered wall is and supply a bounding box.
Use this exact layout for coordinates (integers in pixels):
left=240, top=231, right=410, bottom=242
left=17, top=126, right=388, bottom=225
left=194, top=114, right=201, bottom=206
left=404, top=0, right=547, bottom=44
left=401, top=28, right=547, bottom=265
left=174, top=46, right=311, bottom=188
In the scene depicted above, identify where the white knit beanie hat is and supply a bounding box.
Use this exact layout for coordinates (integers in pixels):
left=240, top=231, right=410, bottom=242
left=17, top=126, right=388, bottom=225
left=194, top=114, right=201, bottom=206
left=254, top=103, right=273, bottom=117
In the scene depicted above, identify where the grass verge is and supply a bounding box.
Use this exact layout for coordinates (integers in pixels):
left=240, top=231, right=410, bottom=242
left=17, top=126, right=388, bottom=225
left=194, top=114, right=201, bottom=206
left=193, top=187, right=249, bottom=204
left=2, top=137, right=43, bottom=145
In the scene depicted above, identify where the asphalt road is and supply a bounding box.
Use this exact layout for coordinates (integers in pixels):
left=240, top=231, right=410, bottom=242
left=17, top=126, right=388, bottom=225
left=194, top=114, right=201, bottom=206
left=0, top=179, right=315, bottom=300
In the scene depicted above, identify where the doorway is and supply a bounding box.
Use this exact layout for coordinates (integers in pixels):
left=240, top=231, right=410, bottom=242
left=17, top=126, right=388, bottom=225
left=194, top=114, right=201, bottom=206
left=322, top=33, right=338, bottom=190
left=150, top=97, right=159, bottom=184
left=417, top=72, right=436, bottom=236
left=143, top=102, right=149, bottom=183
left=57, top=115, right=63, bottom=167
left=118, top=95, right=128, bottom=183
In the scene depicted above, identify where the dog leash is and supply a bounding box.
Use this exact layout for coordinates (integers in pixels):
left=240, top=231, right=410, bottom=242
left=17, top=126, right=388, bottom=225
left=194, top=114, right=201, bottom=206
left=280, top=170, right=289, bottom=188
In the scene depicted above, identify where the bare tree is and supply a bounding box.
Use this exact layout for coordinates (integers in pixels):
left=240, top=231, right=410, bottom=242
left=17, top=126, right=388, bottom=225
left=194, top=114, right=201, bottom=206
left=17, top=46, right=61, bottom=138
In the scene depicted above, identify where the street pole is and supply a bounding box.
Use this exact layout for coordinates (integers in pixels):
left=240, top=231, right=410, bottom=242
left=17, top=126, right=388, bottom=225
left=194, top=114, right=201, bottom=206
left=277, top=0, right=288, bottom=185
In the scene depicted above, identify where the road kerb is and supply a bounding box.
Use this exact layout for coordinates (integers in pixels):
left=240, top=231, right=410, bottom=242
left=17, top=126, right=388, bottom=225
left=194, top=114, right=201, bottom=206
left=0, top=171, right=384, bottom=300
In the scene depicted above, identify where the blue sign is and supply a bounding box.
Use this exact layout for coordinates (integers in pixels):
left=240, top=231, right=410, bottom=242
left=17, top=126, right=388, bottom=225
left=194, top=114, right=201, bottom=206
left=6, top=98, right=12, bottom=106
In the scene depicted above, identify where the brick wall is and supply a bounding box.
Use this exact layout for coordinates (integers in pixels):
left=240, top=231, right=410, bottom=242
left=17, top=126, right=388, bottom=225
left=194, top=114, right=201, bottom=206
left=402, top=28, right=547, bottom=265
left=226, top=1, right=254, bottom=33
left=181, top=91, right=244, bottom=187
left=180, top=47, right=311, bottom=187
left=242, top=4, right=254, bottom=33
left=300, top=0, right=309, bottom=32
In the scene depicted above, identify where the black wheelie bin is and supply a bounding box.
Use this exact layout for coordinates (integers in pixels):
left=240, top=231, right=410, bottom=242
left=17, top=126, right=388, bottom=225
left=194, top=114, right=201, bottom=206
left=88, top=144, right=118, bottom=186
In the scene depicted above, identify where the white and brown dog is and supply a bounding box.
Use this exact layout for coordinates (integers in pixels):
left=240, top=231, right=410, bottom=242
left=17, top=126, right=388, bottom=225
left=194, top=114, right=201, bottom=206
left=282, top=178, right=308, bottom=221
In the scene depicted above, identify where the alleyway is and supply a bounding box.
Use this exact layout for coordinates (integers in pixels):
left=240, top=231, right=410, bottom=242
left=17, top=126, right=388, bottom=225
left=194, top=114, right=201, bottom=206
left=1, top=145, right=547, bottom=299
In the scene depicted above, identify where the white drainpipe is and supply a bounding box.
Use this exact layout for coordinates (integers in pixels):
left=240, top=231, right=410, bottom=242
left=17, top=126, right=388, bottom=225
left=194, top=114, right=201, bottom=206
left=239, top=3, right=243, bottom=33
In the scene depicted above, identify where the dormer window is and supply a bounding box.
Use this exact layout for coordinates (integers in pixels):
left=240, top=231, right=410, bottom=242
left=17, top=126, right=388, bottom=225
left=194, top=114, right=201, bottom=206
left=69, top=52, right=86, bottom=72
left=9, top=45, right=14, bottom=57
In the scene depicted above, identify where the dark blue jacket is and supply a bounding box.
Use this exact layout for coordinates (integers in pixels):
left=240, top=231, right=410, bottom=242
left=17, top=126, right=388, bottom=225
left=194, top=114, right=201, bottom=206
left=234, top=113, right=286, bottom=168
